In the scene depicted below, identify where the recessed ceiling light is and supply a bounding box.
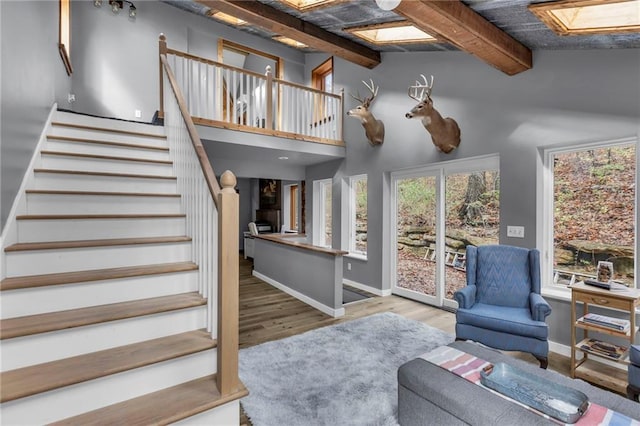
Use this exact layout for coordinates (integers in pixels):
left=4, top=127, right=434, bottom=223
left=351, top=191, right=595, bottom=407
left=273, top=35, right=309, bottom=49
left=345, top=21, right=436, bottom=45
left=529, top=0, right=640, bottom=36
left=278, top=0, right=338, bottom=12
left=278, top=156, right=289, bottom=160
left=208, top=11, right=246, bottom=26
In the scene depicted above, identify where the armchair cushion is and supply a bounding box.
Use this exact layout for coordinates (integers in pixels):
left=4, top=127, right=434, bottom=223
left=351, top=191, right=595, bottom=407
left=456, top=303, right=549, bottom=340
left=475, top=245, right=533, bottom=308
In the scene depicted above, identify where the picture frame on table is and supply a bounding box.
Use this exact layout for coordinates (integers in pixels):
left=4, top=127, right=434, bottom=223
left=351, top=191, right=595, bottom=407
left=596, top=261, right=614, bottom=283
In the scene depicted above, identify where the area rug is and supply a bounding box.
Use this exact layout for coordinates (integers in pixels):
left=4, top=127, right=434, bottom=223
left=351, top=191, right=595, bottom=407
left=239, top=312, right=455, bottom=426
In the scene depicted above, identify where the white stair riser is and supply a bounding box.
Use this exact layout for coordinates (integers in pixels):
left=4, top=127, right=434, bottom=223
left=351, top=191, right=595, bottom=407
left=26, top=193, right=182, bottom=215
left=33, top=172, right=177, bottom=193
left=45, top=139, right=171, bottom=162
left=0, top=349, right=217, bottom=425
left=48, top=127, right=168, bottom=149
left=0, top=307, right=208, bottom=371
left=5, top=242, right=192, bottom=277
left=174, top=400, right=240, bottom=426
left=16, top=216, right=186, bottom=242
left=54, top=112, right=166, bottom=137
left=41, top=154, right=174, bottom=175
left=1, top=271, right=199, bottom=319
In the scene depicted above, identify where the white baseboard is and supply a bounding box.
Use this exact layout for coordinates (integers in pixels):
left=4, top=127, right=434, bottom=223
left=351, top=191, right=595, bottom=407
left=343, top=278, right=391, bottom=297
left=252, top=271, right=344, bottom=318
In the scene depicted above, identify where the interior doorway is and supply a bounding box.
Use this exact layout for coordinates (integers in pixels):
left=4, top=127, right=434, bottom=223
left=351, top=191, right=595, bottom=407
left=283, top=183, right=300, bottom=233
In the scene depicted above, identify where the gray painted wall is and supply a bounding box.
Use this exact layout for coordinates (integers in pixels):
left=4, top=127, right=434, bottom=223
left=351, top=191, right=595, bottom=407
left=1, top=0, right=71, bottom=231
left=304, top=49, right=639, bottom=347
left=70, top=0, right=305, bottom=122
left=253, top=238, right=342, bottom=311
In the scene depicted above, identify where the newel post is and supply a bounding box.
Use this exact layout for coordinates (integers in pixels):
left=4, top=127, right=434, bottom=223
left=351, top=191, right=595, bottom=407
left=217, top=170, right=240, bottom=395
left=158, top=34, right=168, bottom=119
left=265, top=65, right=274, bottom=130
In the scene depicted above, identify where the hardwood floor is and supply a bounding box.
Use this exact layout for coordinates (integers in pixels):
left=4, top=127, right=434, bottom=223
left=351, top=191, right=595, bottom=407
left=237, top=254, right=608, bottom=424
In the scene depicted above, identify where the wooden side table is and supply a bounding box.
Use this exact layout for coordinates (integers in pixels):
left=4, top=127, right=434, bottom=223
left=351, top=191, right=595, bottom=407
left=569, top=281, right=640, bottom=394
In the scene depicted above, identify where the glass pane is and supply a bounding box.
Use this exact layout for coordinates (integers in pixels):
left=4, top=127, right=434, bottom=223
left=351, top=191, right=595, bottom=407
left=553, top=145, right=635, bottom=286
left=355, top=178, right=367, bottom=254
left=396, top=176, right=437, bottom=296
left=323, top=182, right=332, bottom=247
left=444, top=171, right=500, bottom=299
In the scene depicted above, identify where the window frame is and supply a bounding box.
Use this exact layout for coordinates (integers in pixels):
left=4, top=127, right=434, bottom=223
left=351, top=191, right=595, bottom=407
left=345, top=174, right=368, bottom=259
left=312, top=178, right=333, bottom=248
left=538, top=136, right=638, bottom=300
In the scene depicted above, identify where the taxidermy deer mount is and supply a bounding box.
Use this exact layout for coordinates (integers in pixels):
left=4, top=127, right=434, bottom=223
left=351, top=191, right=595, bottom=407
left=347, top=79, right=385, bottom=146
left=406, top=74, right=461, bottom=154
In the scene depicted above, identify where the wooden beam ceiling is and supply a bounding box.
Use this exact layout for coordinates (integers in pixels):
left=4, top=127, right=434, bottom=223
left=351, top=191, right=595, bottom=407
left=394, top=0, right=532, bottom=75
left=196, top=0, right=381, bottom=69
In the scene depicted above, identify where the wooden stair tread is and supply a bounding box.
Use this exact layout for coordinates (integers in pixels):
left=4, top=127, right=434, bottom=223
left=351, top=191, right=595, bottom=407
left=25, top=189, right=180, bottom=197
left=51, top=121, right=167, bottom=139
left=33, top=168, right=176, bottom=180
left=50, top=375, right=248, bottom=426
left=47, top=135, right=169, bottom=152
left=0, top=261, right=198, bottom=291
left=0, top=330, right=215, bottom=403
left=40, top=150, right=173, bottom=165
left=5, top=236, right=192, bottom=252
left=0, top=292, right=206, bottom=340
left=15, top=213, right=186, bottom=221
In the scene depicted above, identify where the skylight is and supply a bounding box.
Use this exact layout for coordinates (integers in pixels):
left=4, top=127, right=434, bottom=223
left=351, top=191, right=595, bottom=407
left=345, top=22, right=436, bottom=45
left=529, top=0, right=640, bottom=35
left=273, top=35, right=309, bottom=49
left=279, top=0, right=338, bottom=12
left=208, top=11, right=246, bottom=26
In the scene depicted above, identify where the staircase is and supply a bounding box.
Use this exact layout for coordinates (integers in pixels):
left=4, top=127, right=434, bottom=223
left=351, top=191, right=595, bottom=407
left=0, top=111, right=246, bottom=425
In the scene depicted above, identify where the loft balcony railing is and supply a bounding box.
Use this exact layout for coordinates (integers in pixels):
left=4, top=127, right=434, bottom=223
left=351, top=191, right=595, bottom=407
left=159, top=35, right=344, bottom=147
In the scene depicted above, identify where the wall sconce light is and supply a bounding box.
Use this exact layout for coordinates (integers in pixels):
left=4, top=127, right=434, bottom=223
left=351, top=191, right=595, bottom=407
left=102, top=0, right=137, bottom=18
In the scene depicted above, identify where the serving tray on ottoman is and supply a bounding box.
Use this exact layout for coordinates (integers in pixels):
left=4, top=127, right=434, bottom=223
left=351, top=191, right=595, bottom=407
left=480, top=362, right=588, bottom=423
left=398, top=341, right=640, bottom=425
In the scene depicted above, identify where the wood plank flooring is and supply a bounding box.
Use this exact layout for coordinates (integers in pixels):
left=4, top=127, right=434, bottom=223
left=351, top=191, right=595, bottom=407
left=237, top=255, right=614, bottom=425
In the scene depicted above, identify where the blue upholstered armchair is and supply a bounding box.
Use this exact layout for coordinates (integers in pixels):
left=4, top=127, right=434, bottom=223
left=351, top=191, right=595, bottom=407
left=454, top=245, right=552, bottom=368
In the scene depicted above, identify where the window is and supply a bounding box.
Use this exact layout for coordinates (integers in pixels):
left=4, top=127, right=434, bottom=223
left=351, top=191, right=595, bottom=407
left=541, top=139, right=636, bottom=291
left=313, top=179, right=332, bottom=248
left=391, top=155, right=499, bottom=308
left=59, top=0, right=72, bottom=75
left=312, top=57, right=333, bottom=93
left=347, top=175, right=368, bottom=257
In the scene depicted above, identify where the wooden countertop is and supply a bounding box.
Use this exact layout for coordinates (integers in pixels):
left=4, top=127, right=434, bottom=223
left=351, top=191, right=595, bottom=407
left=254, top=234, right=348, bottom=257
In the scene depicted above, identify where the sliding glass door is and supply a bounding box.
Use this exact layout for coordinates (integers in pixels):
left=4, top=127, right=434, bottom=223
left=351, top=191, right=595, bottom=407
left=391, top=156, right=500, bottom=308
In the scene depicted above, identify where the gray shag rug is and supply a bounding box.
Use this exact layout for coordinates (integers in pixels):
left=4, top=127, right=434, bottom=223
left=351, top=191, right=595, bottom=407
left=239, top=312, right=455, bottom=426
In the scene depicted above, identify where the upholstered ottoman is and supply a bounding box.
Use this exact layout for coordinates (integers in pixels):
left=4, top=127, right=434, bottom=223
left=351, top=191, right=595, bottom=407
left=398, top=341, right=640, bottom=425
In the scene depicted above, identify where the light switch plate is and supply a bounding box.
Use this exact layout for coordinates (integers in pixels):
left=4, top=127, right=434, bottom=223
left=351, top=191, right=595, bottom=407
left=507, top=226, right=525, bottom=238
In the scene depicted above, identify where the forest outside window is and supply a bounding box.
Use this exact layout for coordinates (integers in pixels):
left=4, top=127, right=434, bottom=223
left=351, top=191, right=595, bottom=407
left=348, top=175, right=367, bottom=258
left=541, top=140, right=637, bottom=291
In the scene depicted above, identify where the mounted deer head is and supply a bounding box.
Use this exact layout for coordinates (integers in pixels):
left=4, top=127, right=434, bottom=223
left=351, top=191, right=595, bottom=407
left=347, top=79, right=385, bottom=146
left=406, top=74, right=461, bottom=154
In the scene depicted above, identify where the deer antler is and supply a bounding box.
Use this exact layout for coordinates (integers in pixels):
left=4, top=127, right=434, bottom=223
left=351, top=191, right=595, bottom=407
left=351, top=79, right=379, bottom=108
left=408, top=74, right=435, bottom=101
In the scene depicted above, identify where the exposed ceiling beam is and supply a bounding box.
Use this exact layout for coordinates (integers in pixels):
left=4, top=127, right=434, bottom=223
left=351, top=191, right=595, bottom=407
left=394, top=0, right=532, bottom=75
left=196, top=0, right=381, bottom=69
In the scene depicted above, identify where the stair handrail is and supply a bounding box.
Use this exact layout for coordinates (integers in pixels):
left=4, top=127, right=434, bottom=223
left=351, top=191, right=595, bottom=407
left=159, top=34, right=240, bottom=396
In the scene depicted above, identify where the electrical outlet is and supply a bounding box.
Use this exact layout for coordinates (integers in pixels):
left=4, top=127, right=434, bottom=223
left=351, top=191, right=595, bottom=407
left=347, top=262, right=352, bottom=271
left=68, top=93, right=76, bottom=103
left=135, top=109, right=142, bottom=118
left=507, top=225, right=525, bottom=238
